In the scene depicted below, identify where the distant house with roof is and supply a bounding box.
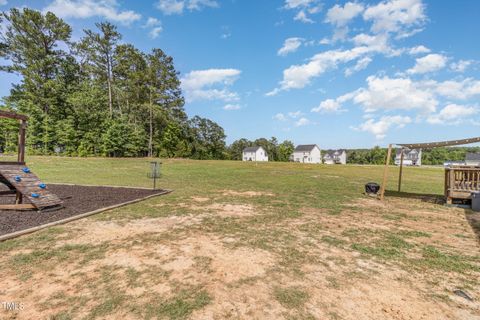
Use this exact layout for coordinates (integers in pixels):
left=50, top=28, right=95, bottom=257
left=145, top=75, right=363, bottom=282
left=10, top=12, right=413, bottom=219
left=292, top=144, right=321, bottom=164
left=465, top=153, right=480, bottom=166
left=242, top=146, right=268, bottom=162
left=323, top=149, right=347, bottom=165
left=395, top=148, right=422, bottom=166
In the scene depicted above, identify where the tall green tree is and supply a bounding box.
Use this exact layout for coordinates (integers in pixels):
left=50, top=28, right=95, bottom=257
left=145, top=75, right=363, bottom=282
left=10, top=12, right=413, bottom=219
left=1, top=8, right=72, bottom=152
left=145, top=48, right=185, bottom=157
left=77, top=22, right=120, bottom=116
left=278, top=140, right=294, bottom=161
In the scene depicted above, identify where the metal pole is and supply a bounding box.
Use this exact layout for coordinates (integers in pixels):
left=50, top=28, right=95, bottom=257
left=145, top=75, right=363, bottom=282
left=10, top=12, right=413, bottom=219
left=398, top=148, right=404, bottom=192
left=379, top=144, right=393, bottom=201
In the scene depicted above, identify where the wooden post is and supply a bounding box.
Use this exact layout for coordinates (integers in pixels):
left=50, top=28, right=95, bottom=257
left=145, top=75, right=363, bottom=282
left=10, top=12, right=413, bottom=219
left=16, top=119, right=26, bottom=204
left=398, top=148, right=404, bottom=192
left=17, top=120, right=26, bottom=163
left=379, top=144, right=393, bottom=201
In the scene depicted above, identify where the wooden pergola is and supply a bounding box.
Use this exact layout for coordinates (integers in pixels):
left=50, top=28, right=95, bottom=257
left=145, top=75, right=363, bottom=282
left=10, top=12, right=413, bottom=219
left=379, top=136, right=480, bottom=201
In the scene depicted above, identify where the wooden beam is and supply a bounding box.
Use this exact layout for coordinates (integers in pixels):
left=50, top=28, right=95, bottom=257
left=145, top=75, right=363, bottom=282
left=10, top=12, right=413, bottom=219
left=397, top=136, right=480, bottom=149
left=17, top=120, right=26, bottom=163
left=379, top=144, right=393, bottom=201
left=398, top=148, right=404, bottom=192
left=0, top=110, right=28, bottom=121
left=0, top=204, right=35, bottom=210
left=0, top=162, right=26, bottom=165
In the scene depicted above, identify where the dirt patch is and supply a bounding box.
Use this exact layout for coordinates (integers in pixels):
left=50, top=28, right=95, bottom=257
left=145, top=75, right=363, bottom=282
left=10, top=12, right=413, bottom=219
left=58, top=215, right=203, bottom=245
left=0, top=184, right=169, bottom=236
left=206, top=203, right=256, bottom=217
left=191, top=196, right=210, bottom=202
left=162, top=234, right=275, bottom=283
left=220, top=189, right=275, bottom=197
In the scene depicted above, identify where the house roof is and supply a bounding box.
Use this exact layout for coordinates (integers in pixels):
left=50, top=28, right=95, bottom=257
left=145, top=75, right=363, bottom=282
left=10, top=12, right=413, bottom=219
left=323, top=149, right=345, bottom=157
left=243, top=146, right=262, bottom=152
left=294, top=144, right=319, bottom=152
left=466, top=153, right=480, bottom=161
left=396, top=148, right=420, bottom=157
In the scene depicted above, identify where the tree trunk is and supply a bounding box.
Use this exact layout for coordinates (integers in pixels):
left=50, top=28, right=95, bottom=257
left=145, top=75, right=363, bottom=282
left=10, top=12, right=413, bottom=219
left=107, top=53, right=113, bottom=116
left=148, top=89, right=153, bottom=157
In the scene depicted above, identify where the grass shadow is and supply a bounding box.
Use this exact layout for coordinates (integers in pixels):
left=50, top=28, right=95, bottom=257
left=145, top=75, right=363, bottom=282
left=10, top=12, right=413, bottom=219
left=465, top=209, right=480, bottom=245
left=385, top=190, right=445, bottom=205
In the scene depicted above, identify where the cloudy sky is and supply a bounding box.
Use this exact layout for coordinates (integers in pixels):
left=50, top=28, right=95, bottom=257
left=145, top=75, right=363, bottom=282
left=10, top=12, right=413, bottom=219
left=1, top=0, right=479, bottom=148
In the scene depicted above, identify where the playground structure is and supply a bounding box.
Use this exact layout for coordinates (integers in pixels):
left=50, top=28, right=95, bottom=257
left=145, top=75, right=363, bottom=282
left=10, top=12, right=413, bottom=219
left=379, top=136, right=480, bottom=204
left=0, top=111, right=62, bottom=210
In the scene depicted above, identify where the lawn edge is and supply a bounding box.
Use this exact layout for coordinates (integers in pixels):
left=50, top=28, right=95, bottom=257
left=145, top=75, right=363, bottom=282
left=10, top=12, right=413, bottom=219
left=0, top=189, right=173, bottom=242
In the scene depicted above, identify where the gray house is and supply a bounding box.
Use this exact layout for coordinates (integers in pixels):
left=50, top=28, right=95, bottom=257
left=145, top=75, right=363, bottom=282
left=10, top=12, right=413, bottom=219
left=323, top=150, right=347, bottom=164
left=465, top=153, right=480, bottom=166
left=395, top=148, right=422, bottom=166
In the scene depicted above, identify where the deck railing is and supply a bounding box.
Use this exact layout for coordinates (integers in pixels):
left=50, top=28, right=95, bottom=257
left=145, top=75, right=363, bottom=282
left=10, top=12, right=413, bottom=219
left=445, top=166, right=480, bottom=203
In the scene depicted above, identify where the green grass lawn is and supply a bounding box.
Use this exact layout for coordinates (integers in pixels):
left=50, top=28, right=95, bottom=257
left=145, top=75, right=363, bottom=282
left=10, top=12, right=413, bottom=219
left=0, top=157, right=478, bottom=320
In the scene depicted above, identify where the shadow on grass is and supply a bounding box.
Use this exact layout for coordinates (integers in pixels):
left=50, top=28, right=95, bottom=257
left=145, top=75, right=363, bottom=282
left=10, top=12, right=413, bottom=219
left=384, top=190, right=445, bottom=205
left=385, top=190, right=480, bottom=244
left=465, top=210, right=480, bottom=245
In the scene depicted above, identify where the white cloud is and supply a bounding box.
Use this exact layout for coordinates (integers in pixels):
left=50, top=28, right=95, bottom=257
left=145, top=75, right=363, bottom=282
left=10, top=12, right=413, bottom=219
left=43, top=0, right=141, bottom=24
left=345, top=56, right=372, bottom=76
left=285, top=0, right=322, bottom=23
left=284, top=0, right=316, bottom=9
left=278, top=37, right=304, bottom=56
left=274, top=113, right=287, bottom=121
left=155, top=0, right=218, bottom=15
left=294, top=10, right=314, bottom=23
left=363, top=0, right=426, bottom=35
left=432, top=78, right=480, bottom=100
left=181, top=68, right=241, bottom=102
left=311, top=99, right=342, bottom=113
left=324, top=2, right=364, bottom=42
left=355, top=115, right=411, bottom=139
left=450, top=60, right=473, bottom=73
left=427, top=104, right=477, bottom=125
left=144, top=17, right=161, bottom=27
left=408, top=45, right=430, bottom=55
left=294, top=117, right=311, bottom=126
left=143, top=17, right=162, bottom=39
left=268, top=44, right=385, bottom=94
left=325, top=2, right=364, bottom=27
left=345, top=76, right=438, bottom=113
left=149, top=27, right=163, bottom=39
left=288, top=110, right=303, bottom=118
left=223, top=104, right=241, bottom=110
left=0, top=0, right=7, bottom=6
left=407, top=53, right=448, bottom=74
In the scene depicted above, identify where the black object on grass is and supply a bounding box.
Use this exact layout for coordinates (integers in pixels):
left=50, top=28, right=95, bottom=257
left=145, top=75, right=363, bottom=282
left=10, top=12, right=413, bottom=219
left=454, top=289, right=473, bottom=302
left=365, top=182, right=380, bottom=195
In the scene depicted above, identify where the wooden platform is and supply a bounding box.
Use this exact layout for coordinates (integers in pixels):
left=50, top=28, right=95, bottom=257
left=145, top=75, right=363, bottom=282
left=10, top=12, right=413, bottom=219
left=445, top=166, right=480, bottom=204
left=0, top=164, right=62, bottom=210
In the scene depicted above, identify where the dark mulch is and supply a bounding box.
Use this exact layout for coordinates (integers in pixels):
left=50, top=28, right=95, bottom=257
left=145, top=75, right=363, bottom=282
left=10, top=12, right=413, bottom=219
left=0, top=184, right=169, bottom=237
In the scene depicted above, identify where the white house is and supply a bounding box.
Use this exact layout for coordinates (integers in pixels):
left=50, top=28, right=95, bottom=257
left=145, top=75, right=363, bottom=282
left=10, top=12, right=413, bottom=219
left=465, top=153, right=480, bottom=166
left=292, top=144, right=321, bottom=164
left=395, top=148, right=422, bottom=166
left=242, top=146, right=268, bottom=162
left=323, top=149, right=347, bottom=165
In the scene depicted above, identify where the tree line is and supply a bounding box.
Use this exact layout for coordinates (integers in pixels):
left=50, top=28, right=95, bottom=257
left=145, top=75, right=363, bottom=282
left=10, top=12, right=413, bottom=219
left=0, top=8, right=226, bottom=159
left=347, top=147, right=480, bottom=165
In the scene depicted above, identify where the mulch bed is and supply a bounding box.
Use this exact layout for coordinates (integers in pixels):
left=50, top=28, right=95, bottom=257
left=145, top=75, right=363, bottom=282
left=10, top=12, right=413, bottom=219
left=0, top=184, right=169, bottom=237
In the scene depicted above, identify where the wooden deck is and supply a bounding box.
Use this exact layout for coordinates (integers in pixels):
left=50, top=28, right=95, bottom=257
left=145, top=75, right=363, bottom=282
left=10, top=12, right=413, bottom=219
left=445, top=166, right=480, bottom=204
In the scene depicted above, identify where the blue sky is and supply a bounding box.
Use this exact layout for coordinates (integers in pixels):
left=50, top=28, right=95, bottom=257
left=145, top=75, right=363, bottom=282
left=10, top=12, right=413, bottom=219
left=1, top=0, right=480, bottom=148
